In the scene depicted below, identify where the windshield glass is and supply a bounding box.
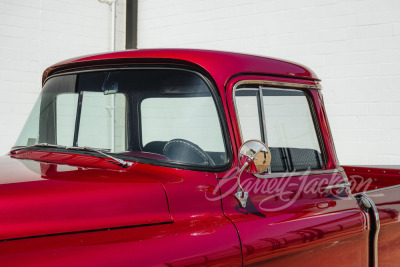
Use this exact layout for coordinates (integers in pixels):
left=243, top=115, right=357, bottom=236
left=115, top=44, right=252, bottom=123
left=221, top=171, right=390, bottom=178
left=15, top=69, right=228, bottom=167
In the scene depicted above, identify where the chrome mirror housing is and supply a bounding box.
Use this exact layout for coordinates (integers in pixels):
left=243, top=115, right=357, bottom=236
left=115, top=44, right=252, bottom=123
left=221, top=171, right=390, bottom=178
left=235, top=140, right=271, bottom=208
left=239, top=140, right=271, bottom=174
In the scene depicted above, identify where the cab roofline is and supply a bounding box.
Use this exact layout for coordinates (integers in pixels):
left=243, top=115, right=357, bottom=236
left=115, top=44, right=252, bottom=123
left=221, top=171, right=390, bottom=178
left=42, top=49, right=320, bottom=88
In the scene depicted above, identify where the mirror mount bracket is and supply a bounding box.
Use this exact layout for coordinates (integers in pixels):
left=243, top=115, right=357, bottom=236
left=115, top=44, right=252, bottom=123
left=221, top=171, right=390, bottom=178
left=235, top=161, right=249, bottom=208
left=235, top=188, right=249, bottom=208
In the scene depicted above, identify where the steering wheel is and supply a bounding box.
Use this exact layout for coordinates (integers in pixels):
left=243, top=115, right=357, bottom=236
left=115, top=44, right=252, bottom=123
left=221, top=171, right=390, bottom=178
left=163, top=139, right=215, bottom=166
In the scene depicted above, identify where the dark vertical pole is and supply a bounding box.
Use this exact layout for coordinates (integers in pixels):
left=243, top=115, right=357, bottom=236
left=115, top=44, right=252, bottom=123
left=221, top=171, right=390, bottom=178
left=126, top=0, right=138, bottom=49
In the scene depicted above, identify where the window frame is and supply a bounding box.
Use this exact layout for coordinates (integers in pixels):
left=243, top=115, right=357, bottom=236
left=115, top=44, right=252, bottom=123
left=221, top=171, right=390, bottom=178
left=233, top=80, right=328, bottom=177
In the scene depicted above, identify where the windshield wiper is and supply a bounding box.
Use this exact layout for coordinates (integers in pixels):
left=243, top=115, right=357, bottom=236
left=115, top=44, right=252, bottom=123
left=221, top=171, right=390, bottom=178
left=10, top=144, right=132, bottom=168
left=66, top=146, right=133, bottom=168
left=10, top=143, right=66, bottom=154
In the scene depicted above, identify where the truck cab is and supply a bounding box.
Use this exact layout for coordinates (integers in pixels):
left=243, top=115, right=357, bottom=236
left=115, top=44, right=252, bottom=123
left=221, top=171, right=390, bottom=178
left=2, top=49, right=398, bottom=266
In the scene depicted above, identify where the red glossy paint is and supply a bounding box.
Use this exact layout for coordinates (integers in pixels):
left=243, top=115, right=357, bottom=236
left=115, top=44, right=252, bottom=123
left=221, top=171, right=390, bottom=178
left=366, top=186, right=400, bottom=266
left=1, top=49, right=397, bottom=265
left=343, top=166, right=400, bottom=193
left=42, top=49, right=320, bottom=88
left=2, top=152, right=171, bottom=240
left=218, top=74, right=369, bottom=266
left=343, top=166, right=400, bottom=265
left=3, top=150, right=242, bottom=266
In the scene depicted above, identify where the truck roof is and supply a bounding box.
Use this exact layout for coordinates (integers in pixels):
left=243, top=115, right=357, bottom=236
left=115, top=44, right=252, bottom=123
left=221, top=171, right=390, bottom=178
left=43, top=49, right=319, bottom=88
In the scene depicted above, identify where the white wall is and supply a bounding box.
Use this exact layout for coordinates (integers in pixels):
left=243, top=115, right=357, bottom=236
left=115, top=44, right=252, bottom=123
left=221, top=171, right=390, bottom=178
left=2, top=0, right=400, bottom=165
left=137, top=0, right=400, bottom=165
left=0, top=0, right=126, bottom=154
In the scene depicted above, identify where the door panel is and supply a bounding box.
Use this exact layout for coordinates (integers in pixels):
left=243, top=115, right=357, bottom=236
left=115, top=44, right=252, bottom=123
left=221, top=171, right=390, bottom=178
left=224, top=77, right=369, bottom=265
left=218, top=171, right=368, bottom=266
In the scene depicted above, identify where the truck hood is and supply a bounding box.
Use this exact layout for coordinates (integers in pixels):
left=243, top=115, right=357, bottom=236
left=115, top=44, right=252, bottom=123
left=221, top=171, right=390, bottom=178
left=0, top=153, right=172, bottom=240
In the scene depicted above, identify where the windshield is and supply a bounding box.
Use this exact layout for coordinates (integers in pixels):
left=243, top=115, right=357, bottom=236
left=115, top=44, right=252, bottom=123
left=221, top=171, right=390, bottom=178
left=15, top=69, right=229, bottom=168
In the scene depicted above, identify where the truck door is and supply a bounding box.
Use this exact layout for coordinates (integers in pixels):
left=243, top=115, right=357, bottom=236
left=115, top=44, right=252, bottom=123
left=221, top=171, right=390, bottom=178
left=219, top=78, right=369, bottom=266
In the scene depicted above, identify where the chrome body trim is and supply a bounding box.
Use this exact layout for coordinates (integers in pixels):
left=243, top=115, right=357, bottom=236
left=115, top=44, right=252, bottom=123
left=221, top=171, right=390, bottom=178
left=233, top=80, right=322, bottom=90
left=254, top=168, right=341, bottom=179
left=357, top=193, right=380, bottom=267
left=364, top=183, right=400, bottom=194
left=218, top=167, right=342, bottom=180
left=324, top=182, right=351, bottom=190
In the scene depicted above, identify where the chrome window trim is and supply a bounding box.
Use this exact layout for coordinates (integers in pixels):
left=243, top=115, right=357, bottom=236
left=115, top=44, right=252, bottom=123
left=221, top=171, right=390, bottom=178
left=232, top=79, right=326, bottom=175
left=254, top=168, right=340, bottom=179
left=234, top=80, right=322, bottom=90
left=218, top=166, right=341, bottom=180
left=232, top=80, right=321, bottom=145
left=257, top=86, right=268, bottom=145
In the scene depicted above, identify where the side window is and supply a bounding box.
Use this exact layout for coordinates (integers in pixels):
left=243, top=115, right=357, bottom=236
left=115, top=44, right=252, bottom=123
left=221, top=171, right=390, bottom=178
left=235, top=90, right=262, bottom=142
left=235, top=86, right=323, bottom=172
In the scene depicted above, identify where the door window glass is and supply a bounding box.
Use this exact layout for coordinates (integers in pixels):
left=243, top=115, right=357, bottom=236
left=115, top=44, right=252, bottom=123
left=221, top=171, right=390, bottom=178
left=235, top=90, right=262, bottom=142
left=262, top=89, right=320, bottom=152
left=235, top=86, right=323, bottom=172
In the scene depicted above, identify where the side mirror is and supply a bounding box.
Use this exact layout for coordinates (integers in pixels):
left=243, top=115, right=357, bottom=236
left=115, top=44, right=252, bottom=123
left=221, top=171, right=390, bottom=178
left=235, top=140, right=271, bottom=208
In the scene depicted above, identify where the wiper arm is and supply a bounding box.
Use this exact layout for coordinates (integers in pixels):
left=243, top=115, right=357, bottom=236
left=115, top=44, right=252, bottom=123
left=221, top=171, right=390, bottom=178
left=66, top=146, right=133, bottom=168
left=11, top=144, right=133, bottom=168
left=10, top=143, right=66, bottom=154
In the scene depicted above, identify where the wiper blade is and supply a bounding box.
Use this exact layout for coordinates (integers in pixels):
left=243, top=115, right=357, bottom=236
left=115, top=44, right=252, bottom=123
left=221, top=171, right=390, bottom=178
left=10, top=143, right=66, bottom=154
left=66, top=146, right=133, bottom=168
left=10, top=144, right=133, bottom=168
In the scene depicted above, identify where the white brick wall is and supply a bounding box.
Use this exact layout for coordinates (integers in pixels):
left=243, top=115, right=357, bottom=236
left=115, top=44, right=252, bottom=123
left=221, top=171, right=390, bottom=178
left=0, top=0, right=125, bottom=155
left=137, top=0, right=400, bottom=165
left=2, top=0, right=400, bottom=166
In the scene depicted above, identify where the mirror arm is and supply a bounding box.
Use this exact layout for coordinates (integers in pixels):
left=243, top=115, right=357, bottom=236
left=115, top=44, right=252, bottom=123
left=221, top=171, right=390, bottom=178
left=235, top=161, right=249, bottom=208
left=237, top=161, right=249, bottom=192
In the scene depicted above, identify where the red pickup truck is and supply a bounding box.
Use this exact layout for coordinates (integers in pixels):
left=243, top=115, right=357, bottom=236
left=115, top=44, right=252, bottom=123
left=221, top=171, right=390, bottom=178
left=2, top=49, right=398, bottom=266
